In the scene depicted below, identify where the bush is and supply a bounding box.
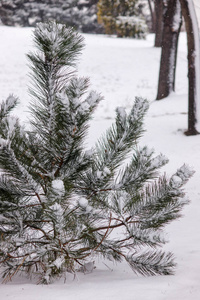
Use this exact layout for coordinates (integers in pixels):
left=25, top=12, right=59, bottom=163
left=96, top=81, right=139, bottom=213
left=97, top=0, right=147, bottom=38
left=116, top=16, right=147, bottom=38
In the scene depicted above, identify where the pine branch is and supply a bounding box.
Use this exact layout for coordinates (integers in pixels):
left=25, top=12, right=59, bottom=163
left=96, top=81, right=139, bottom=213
left=95, top=97, right=149, bottom=172
left=116, top=147, right=168, bottom=191
left=126, top=250, right=176, bottom=276
left=0, top=95, right=18, bottom=121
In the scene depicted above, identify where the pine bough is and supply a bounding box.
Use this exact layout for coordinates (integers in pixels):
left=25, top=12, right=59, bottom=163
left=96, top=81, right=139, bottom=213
left=0, top=22, right=194, bottom=284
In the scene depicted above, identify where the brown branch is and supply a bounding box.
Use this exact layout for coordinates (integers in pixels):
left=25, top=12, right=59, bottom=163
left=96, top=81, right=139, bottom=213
left=90, top=216, right=132, bottom=232
left=79, top=212, right=113, bottom=260
left=110, top=248, right=126, bottom=259
left=93, top=212, right=112, bottom=252
left=24, top=219, right=51, bottom=223
left=20, top=203, right=42, bottom=208
left=120, top=242, right=135, bottom=248
left=117, top=235, right=133, bottom=244
left=78, top=186, right=112, bottom=195
left=2, top=255, right=28, bottom=283
left=67, top=215, right=134, bottom=246
left=27, top=225, right=51, bottom=240
left=35, top=192, right=45, bottom=209
left=54, top=157, right=64, bottom=177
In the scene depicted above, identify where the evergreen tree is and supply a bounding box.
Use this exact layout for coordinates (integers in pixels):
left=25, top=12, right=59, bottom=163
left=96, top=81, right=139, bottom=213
left=97, top=0, right=147, bottom=38
left=0, top=21, right=194, bottom=284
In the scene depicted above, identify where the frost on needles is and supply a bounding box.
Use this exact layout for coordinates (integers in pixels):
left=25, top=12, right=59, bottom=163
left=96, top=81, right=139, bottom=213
left=0, top=21, right=194, bottom=284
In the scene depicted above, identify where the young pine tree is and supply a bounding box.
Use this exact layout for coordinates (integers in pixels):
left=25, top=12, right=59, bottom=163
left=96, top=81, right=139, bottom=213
left=0, top=21, right=194, bottom=284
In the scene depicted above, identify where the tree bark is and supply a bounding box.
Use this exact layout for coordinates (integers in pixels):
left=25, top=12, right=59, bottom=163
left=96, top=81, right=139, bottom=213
left=148, top=0, right=156, bottom=32
left=179, top=0, right=200, bottom=135
left=156, top=0, right=182, bottom=100
left=154, top=0, right=164, bottom=47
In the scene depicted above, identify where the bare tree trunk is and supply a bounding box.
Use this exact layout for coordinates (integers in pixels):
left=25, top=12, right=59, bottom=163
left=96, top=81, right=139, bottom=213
left=154, top=0, right=164, bottom=47
left=156, top=0, right=182, bottom=100
left=148, top=0, right=156, bottom=32
left=179, top=0, right=200, bottom=135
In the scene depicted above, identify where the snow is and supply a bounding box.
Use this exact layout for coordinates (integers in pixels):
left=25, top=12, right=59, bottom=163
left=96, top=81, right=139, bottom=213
left=52, top=179, right=65, bottom=196
left=116, top=106, right=127, bottom=121
left=78, top=197, right=88, bottom=208
left=170, top=175, right=183, bottom=188
left=0, top=26, right=200, bottom=299
left=150, top=154, right=169, bottom=169
left=103, top=167, right=111, bottom=176
left=0, top=137, right=8, bottom=148
left=51, top=256, right=65, bottom=269
left=78, top=197, right=92, bottom=214
left=172, top=1, right=182, bottom=32
left=78, top=261, right=96, bottom=274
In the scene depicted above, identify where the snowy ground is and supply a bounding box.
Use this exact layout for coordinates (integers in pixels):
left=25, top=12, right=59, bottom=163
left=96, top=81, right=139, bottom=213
left=0, top=26, right=200, bottom=299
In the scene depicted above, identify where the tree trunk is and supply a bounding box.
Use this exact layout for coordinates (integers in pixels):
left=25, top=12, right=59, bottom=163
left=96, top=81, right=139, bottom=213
left=148, top=0, right=156, bottom=32
left=156, top=0, right=182, bottom=100
left=179, top=0, right=200, bottom=135
left=154, top=0, right=164, bottom=47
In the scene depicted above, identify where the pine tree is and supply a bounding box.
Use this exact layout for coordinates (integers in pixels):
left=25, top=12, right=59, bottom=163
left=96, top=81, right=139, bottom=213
left=0, top=21, right=194, bottom=284
left=97, top=0, right=147, bottom=38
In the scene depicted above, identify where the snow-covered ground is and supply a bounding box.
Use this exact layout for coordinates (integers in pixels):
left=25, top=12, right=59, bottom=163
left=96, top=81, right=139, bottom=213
left=0, top=25, right=200, bottom=299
